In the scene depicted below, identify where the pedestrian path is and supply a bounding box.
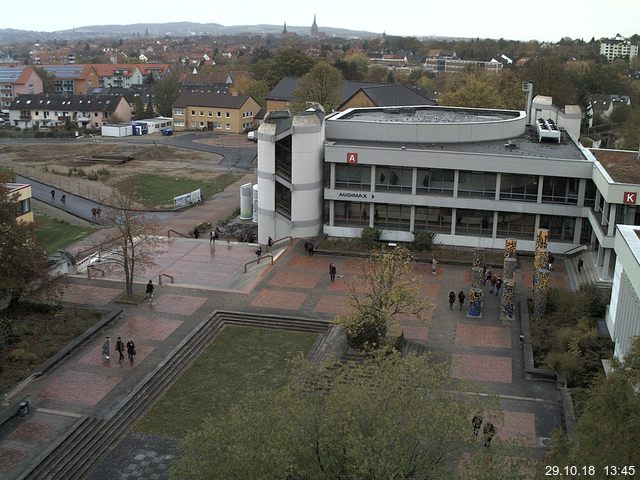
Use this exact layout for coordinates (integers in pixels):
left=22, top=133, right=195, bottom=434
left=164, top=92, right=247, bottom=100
left=0, top=244, right=567, bottom=478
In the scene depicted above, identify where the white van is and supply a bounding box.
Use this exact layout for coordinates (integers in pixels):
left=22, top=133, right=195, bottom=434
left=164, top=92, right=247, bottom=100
left=247, top=130, right=257, bottom=142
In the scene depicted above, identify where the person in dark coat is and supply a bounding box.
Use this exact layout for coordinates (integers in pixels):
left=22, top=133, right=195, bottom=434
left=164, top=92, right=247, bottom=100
left=126, top=339, right=136, bottom=365
left=577, top=256, right=583, bottom=273
left=193, top=228, right=200, bottom=239
left=116, top=336, right=125, bottom=363
left=146, top=280, right=154, bottom=303
left=267, top=236, right=273, bottom=252
left=50, top=189, right=55, bottom=201
left=495, top=277, right=503, bottom=296
left=458, top=290, right=466, bottom=311
left=483, top=422, right=496, bottom=447
left=307, top=242, right=314, bottom=256
left=255, top=246, right=262, bottom=263
left=329, top=263, right=337, bottom=282
left=448, top=291, right=456, bottom=309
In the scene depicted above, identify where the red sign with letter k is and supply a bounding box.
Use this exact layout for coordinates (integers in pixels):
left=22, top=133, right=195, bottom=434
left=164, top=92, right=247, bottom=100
left=623, top=192, right=637, bottom=205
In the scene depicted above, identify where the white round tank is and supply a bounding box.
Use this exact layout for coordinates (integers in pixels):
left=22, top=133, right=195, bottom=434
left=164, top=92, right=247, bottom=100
left=239, top=183, right=252, bottom=219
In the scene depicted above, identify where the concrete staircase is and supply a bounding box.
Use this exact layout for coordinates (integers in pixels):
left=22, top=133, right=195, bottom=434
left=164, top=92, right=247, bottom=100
left=17, top=312, right=329, bottom=480
left=564, top=252, right=612, bottom=298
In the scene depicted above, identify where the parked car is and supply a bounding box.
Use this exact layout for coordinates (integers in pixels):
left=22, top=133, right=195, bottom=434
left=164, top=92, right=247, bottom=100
left=161, top=127, right=174, bottom=136
left=247, top=130, right=257, bottom=142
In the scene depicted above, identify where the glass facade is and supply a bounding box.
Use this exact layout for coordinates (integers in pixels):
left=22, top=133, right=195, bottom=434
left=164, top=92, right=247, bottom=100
left=542, top=177, right=578, bottom=205
left=457, top=171, right=497, bottom=199
left=373, top=204, right=411, bottom=231
left=456, top=209, right=494, bottom=236
left=414, top=206, right=452, bottom=233
left=375, top=166, right=413, bottom=193
left=500, top=174, right=539, bottom=202
left=496, top=212, right=536, bottom=240
left=539, top=215, right=576, bottom=242
left=334, top=201, right=369, bottom=226
left=416, top=168, right=454, bottom=196
left=335, top=164, right=371, bottom=190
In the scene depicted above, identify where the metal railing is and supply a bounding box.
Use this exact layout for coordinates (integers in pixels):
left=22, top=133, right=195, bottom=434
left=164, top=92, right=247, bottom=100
left=563, top=244, right=588, bottom=256
left=158, top=273, right=174, bottom=285
left=167, top=229, right=188, bottom=238
left=269, top=236, right=293, bottom=250
left=243, top=254, right=274, bottom=273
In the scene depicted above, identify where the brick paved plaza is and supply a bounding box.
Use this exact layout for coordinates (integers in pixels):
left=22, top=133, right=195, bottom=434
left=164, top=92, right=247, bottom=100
left=0, top=239, right=565, bottom=479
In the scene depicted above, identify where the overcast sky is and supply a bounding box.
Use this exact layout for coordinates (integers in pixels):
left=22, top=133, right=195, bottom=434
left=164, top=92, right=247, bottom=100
left=5, top=0, right=639, bottom=42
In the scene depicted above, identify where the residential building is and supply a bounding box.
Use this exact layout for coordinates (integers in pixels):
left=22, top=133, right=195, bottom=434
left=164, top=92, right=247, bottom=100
left=39, top=64, right=99, bottom=94
left=171, top=92, right=261, bottom=133
left=0, top=65, right=43, bottom=112
left=8, top=94, right=131, bottom=129
left=600, top=34, right=639, bottom=62
left=423, top=56, right=503, bottom=75
left=2, top=183, right=33, bottom=224
left=586, top=94, right=632, bottom=128
left=257, top=105, right=640, bottom=285
left=266, top=77, right=434, bottom=112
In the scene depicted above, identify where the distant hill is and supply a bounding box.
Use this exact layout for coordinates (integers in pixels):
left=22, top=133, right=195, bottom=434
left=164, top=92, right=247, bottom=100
left=0, top=22, right=380, bottom=42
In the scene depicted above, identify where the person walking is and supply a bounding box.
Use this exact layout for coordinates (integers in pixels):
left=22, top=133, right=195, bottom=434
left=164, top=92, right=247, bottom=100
left=458, top=290, right=466, bottom=311
left=483, top=422, right=496, bottom=447
left=91, top=207, right=97, bottom=220
left=495, top=277, right=503, bottom=296
left=267, top=236, right=273, bottom=252
left=209, top=230, right=215, bottom=245
left=50, top=189, right=55, bottom=201
left=307, top=242, right=314, bottom=256
left=431, top=258, right=438, bottom=275
left=193, top=228, right=200, bottom=239
left=255, top=246, right=262, bottom=263
left=126, top=339, right=136, bottom=366
left=484, top=267, right=493, bottom=285
left=329, top=263, right=337, bottom=282
left=60, top=194, right=66, bottom=204
left=146, top=280, right=154, bottom=304
left=489, top=275, right=497, bottom=294
left=116, top=336, right=125, bottom=363
left=102, top=336, right=110, bottom=360
left=577, top=256, right=583, bottom=273
left=471, top=414, right=483, bottom=436
left=448, top=291, right=456, bottom=310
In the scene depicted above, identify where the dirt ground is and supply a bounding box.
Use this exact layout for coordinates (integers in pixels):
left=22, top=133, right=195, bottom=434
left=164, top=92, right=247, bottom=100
left=0, top=142, right=225, bottom=202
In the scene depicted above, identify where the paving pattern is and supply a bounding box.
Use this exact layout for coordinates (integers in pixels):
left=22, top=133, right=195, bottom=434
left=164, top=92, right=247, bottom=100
left=0, top=240, right=566, bottom=479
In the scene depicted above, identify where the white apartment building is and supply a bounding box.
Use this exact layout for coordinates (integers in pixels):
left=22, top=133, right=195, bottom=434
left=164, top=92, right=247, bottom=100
left=600, top=34, right=639, bottom=62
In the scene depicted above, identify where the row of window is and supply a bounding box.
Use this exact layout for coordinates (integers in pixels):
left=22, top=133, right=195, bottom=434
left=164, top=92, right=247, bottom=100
left=331, top=201, right=582, bottom=242
left=333, top=164, right=588, bottom=206
left=174, top=109, right=255, bottom=118
left=189, top=122, right=231, bottom=130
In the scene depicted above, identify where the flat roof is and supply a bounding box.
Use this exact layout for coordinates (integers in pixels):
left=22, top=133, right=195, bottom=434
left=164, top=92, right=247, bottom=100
left=589, top=149, right=640, bottom=184
left=2, top=183, right=29, bottom=191
left=335, top=105, right=520, bottom=124
left=329, top=126, right=588, bottom=161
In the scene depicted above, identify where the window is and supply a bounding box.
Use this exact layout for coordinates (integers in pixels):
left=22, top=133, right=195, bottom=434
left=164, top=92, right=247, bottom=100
left=225, top=124, right=230, bottom=130
left=373, top=204, right=411, bottom=231
left=335, top=164, right=371, bottom=190
left=583, top=180, right=597, bottom=207
left=375, top=166, right=413, bottom=192
left=174, top=109, right=184, bottom=116
left=225, top=112, right=230, bottom=118
left=199, top=111, right=204, bottom=116
left=208, top=111, right=213, bottom=117
left=17, top=198, right=31, bottom=216
left=191, top=110, right=195, bottom=116
left=199, top=122, right=205, bottom=128
left=541, top=176, right=578, bottom=205
left=416, top=168, right=454, bottom=196
left=216, top=123, right=222, bottom=129
left=539, top=215, right=575, bottom=242
left=500, top=174, right=538, bottom=202
left=414, top=206, right=452, bottom=233
left=334, top=201, right=369, bottom=226
left=216, top=111, right=221, bottom=117
left=457, top=171, right=496, bottom=199
left=174, top=120, right=184, bottom=126
left=496, top=212, right=535, bottom=239
left=455, top=209, right=493, bottom=237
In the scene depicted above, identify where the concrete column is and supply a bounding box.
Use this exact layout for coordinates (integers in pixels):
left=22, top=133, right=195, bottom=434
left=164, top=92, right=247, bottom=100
left=602, top=248, right=612, bottom=280
left=495, top=173, right=501, bottom=201
left=492, top=211, right=498, bottom=239
left=370, top=165, right=376, bottom=193
left=534, top=215, right=541, bottom=239
left=330, top=162, right=335, bottom=189
left=577, top=178, right=586, bottom=207
left=607, top=204, right=617, bottom=236
left=451, top=208, right=457, bottom=236
left=329, top=200, right=334, bottom=226
left=453, top=170, right=459, bottom=198
left=369, top=203, right=374, bottom=228
left=410, top=205, right=415, bottom=233
left=537, top=175, right=544, bottom=203
left=573, top=217, right=583, bottom=244
left=411, top=168, right=417, bottom=195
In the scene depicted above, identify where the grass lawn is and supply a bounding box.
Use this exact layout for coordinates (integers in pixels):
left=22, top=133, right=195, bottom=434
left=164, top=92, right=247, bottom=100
left=33, top=211, right=97, bottom=254
left=115, top=173, right=241, bottom=208
left=0, top=304, right=103, bottom=390
left=134, top=325, right=319, bottom=438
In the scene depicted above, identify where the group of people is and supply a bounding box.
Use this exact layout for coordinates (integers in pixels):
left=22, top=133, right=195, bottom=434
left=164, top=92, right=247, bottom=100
left=471, top=414, right=496, bottom=447
left=50, top=189, right=66, bottom=204
left=90, top=207, right=102, bottom=220
left=209, top=227, right=222, bottom=245
left=483, top=265, right=503, bottom=296
left=448, top=290, right=467, bottom=311
left=102, top=336, right=137, bottom=366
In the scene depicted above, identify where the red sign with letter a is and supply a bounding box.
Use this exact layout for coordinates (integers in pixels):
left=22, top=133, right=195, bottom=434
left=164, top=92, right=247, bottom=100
left=623, top=192, right=637, bottom=205
left=346, top=152, right=358, bottom=164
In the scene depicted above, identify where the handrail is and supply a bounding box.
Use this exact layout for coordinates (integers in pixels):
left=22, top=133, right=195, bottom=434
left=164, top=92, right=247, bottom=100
left=269, top=236, right=293, bottom=250
left=167, top=229, right=188, bottom=238
left=563, top=244, right=588, bottom=256
left=244, top=254, right=274, bottom=273
left=87, top=266, right=105, bottom=279
left=158, top=273, right=174, bottom=285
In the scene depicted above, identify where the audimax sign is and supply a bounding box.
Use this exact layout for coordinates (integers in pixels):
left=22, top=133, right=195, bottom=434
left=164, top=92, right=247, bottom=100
left=337, top=191, right=372, bottom=199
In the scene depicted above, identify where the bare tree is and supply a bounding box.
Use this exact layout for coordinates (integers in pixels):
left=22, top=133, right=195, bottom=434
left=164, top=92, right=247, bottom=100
left=97, top=190, right=164, bottom=297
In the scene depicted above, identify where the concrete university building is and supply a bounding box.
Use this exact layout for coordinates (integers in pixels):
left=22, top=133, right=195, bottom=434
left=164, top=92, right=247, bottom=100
left=256, top=104, right=640, bottom=278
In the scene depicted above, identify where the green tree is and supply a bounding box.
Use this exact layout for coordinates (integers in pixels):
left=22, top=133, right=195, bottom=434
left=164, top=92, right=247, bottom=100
left=152, top=73, right=180, bottom=117
left=170, top=353, right=493, bottom=479
left=32, top=66, right=56, bottom=94
left=239, top=79, right=269, bottom=108
left=292, top=61, right=344, bottom=112
left=133, top=96, right=145, bottom=119
left=0, top=175, right=57, bottom=340
left=519, top=56, right=578, bottom=106
left=334, top=246, right=432, bottom=350
left=620, top=107, right=640, bottom=150
left=335, top=53, right=369, bottom=80
left=252, top=47, right=314, bottom=89
left=543, top=337, right=640, bottom=471
left=144, top=98, right=155, bottom=118
left=439, top=73, right=507, bottom=109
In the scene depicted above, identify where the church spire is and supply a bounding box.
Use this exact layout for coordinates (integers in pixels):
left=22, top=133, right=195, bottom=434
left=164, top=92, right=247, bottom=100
left=311, top=14, right=318, bottom=36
